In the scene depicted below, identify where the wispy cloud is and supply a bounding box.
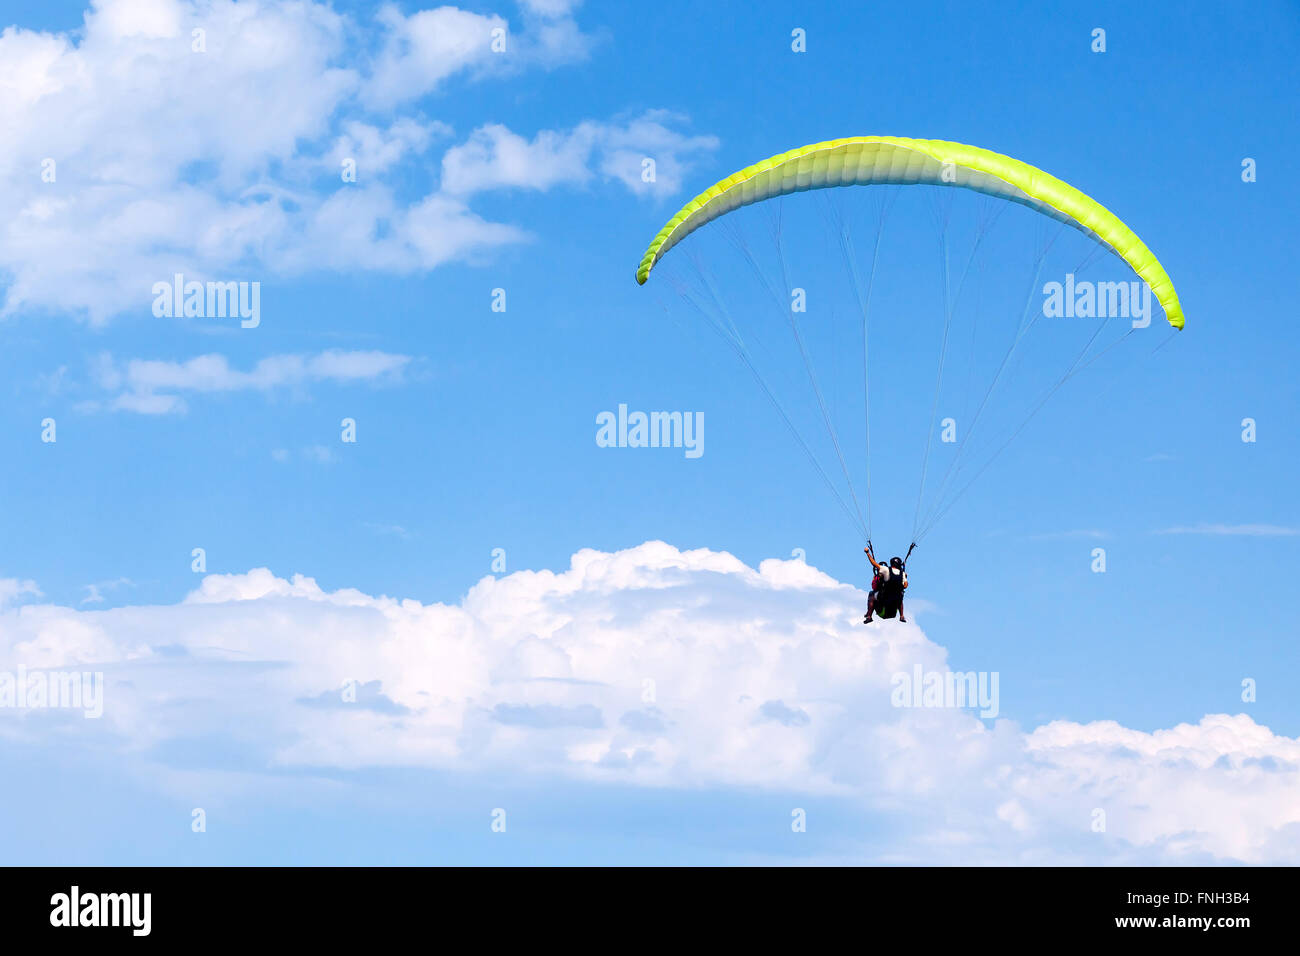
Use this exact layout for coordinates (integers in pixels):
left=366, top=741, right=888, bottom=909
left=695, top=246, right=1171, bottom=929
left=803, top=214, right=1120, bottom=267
left=1023, top=529, right=1109, bottom=541
left=272, top=444, right=338, bottom=464
left=1155, top=523, right=1299, bottom=537
left=0, top=578, right=41, bottom=608
left=362, top=522, right=412, bottom=539
left=86, top=349, right=411, bottom=414
left=81, top=577, right=135, bottom=605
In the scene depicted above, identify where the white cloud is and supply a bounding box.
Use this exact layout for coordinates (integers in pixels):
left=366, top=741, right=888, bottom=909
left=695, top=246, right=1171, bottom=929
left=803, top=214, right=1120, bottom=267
left=108, top=391, right=187, bottom=415
left=364, top=4, right=508, bottom=109
left=441, top=123, right=596, bottom=194
left=441, top=112, right=719, bottom=197
left=81, top=578, right=134, bottom=605
left=271, top=445, right=339, bottom=464
left=363, top=1, right=594, bottom=108
left=1023, top=529, right=1108, bottom=541
left=0, top=0, right=599, bottom=322
left=88, top=348, right=411, bottom=413
left=0, top=578, right=42, bottom=608
left=1021, top=716, right=1300, bottom=862
left=592, top=110, right=722, bottom=196
left=324, top=118, right=450, bottom=176
left=518, top=0, right=583, bottom=17
left=0, top=540, right=1294, bottom=863
left=1155, top=524, right=1299, bottom=537
left=362, top=522, right=412, bottom=538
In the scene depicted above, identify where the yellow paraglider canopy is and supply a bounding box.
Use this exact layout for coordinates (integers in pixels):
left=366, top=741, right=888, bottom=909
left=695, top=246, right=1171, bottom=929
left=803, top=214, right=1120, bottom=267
left=635, top=136, right=1182, bottom=330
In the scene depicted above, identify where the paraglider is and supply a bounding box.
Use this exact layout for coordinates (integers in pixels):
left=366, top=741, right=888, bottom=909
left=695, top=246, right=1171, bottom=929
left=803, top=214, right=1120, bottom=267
left=635, top=136, right=1183, bottom=621
left=635, top=136, right=1183, bottom=330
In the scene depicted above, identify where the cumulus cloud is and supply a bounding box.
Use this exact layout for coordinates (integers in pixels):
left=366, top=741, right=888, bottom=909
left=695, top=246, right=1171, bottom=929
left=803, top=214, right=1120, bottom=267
left=0, top=0, right=606, bottom=322
left=0, top=541, right=1293, bottom=863
left=518, top=0, right=583, bottom=18
left=323, top=118, right=450, bottom=176
left=85, top=348, right=411, bottom=413
left=441, top=112, right=720, bottom=197
left=364, top=4, right=509, bottom=109
left=0, top=0, right=357, bottom=320
left=363, top=1, right=592, bottom=108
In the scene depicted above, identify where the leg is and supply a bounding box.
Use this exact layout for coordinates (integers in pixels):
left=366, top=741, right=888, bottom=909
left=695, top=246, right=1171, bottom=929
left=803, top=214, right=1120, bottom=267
left=864, top=591, right=877, bottom=623
left=898, top=598, right=906, bottom=623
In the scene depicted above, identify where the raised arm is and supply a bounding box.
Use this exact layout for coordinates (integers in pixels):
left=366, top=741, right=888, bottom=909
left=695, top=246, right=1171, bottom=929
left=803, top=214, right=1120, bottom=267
left=864, top=547, right=881, bottom=571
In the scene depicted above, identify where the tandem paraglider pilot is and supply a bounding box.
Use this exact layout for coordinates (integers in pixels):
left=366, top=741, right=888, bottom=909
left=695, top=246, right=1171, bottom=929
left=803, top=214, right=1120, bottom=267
left=864, top=545, right=908, bottom=624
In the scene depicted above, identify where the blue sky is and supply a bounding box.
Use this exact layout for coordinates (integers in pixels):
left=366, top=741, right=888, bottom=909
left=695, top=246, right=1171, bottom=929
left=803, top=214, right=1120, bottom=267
left=1, top=0, right=1297, bottom=865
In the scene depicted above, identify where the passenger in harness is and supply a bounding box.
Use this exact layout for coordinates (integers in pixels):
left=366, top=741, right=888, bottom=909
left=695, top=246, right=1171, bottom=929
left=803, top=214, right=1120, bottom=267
left=863, top=546, right=908, bottom=624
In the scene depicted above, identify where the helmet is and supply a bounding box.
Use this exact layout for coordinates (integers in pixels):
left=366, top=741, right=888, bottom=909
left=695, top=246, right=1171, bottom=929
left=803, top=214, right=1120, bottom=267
left=890, top=556, right=903, bottom=569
